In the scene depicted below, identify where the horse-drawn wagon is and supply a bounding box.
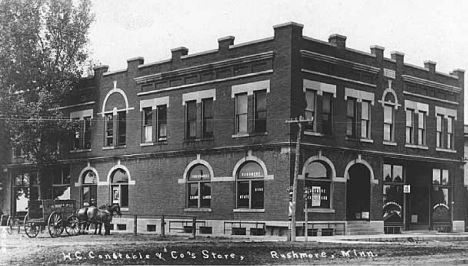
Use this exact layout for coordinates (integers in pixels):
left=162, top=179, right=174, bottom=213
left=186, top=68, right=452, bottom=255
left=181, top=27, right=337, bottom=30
left=23, top=199, right=80, bottom=238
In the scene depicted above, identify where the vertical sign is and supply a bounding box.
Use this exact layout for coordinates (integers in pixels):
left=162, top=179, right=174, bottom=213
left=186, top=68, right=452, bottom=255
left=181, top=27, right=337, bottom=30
left=311, top=186, right=321, bottom=207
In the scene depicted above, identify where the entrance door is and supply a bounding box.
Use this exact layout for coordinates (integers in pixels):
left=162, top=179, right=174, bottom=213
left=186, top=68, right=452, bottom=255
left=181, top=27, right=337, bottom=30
left=347, top=164, right=371, bottom=220
left=408, top=185, right=430, bottom=229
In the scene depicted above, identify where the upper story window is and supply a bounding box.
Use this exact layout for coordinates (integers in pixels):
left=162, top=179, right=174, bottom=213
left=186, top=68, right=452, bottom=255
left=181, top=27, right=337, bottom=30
left=406, top=109, right=415, bottom=144
left=405, top=100, right=429, bottom=147
left=102, top=81, right=133, bottom=149
left=361, top=100, right=371, bottom=139
left=182, top=89, right=216, bottom=140
left=235, top=93, right=248, bottom=134
left=231, top=80, right=270, bottom=137
left=435, top=106, right=457, bottom=151
left=305, top=90, right=316, bottom=131
left=380, top=86, right=399, bottom=143
left=346, top=97, right=357, bottom=138
left=202, top=98, right=213, bottom=138
left=237, top=161, right=264, bottom=209
left=52, top=167, right=71, bottom=200
left=70, top=109, right=93, bottom=151
left=140, top=97, right=169, bottom=144
left=187, top=164, right=212, bottom=209
left=254, top=90, right=267, bottom=133
left=303, top=80, right=336, bottom=135
left=345, top=88, right=375, bottom=141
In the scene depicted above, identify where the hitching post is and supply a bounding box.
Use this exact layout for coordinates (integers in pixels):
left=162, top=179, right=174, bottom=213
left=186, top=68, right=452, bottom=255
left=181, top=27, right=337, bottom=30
left=134, top=215, right=137, bottom=236
left=161, top=215, right=165, bottom=237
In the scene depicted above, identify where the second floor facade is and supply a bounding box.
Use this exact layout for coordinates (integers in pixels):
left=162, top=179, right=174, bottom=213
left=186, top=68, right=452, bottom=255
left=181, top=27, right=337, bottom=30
left=10, top=22, right=465, bottom=164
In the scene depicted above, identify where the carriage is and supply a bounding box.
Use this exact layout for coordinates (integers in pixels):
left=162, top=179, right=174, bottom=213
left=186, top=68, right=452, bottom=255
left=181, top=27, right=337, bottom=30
left=22, top=199, right=80, bottom=238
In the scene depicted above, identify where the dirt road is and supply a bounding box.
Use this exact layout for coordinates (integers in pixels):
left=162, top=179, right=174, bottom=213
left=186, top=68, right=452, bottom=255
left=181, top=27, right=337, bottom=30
left=2, top=228, right=468, bottom=265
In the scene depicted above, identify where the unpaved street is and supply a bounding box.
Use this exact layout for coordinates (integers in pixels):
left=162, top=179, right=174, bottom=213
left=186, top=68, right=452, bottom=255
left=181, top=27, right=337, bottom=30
left=3, top=229, right=468, bottom=265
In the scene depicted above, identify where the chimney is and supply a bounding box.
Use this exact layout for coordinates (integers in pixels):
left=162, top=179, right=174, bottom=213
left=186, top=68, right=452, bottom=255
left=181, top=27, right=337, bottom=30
left=171, top=47, right=189, bottom=61
left=127, top=57, right=144, bottom=71
left=328, top=34, right=347, bottom=49
left=218, top=36, right=235, bottom=53
left=370, top=45, right=384, bottom=59
left=391, top=51, right=405, bottom=65
left=424, top=61, right=436, bottom=74
left=93, top=65, right=109, bottom=77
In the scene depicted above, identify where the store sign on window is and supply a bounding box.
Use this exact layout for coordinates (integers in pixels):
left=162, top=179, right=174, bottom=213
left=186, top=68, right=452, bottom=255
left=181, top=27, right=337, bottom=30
left=311, top=186, right=321, bottom=207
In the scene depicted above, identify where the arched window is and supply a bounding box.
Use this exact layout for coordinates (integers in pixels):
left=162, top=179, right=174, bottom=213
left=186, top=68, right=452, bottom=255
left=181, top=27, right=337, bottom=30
left=82, top=170, right=97, bottom=207
left=111, top=169, right=128, bottom=207
left=381, top=89, right=398, bottom=142
left=187, top=164, right=211, bottom=208
left=304, top=161, right=331, bottom=208
left=237, top=161, right=264, bottom=209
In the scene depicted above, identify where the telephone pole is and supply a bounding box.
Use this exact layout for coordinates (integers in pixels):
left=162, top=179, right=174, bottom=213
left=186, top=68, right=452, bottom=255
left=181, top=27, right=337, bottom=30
left=285, top=115, right=313, bottom=241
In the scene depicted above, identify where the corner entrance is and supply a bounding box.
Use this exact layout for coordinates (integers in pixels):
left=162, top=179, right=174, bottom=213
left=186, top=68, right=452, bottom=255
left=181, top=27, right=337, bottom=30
left=347, top=164, right=371, bottom=220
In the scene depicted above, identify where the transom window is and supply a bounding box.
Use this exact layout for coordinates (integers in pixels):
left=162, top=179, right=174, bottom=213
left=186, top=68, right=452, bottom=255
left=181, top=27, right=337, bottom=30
left=187, top=164, right=211, bottom=208
left=304, top=161, right=331, bottom=208
left=237, top=162, right=264, bottom=209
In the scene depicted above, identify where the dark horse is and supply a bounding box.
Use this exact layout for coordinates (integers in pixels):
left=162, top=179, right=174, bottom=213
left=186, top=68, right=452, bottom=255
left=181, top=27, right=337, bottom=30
left=77, top=203, right=121, bottom=235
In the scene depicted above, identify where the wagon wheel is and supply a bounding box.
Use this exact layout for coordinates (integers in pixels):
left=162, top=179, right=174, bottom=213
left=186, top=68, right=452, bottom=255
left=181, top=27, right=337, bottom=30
left=48, top=212, right=64, bottom=237
left=65, top=214, right=80, bottom=236
left=24, top=213, right=39, bottom=238
left=6, top=216, right=13, bottom=235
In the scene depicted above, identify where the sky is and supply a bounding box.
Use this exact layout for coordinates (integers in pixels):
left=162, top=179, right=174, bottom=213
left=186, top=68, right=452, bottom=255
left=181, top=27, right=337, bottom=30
left=87, top=0, right=468, bottom=121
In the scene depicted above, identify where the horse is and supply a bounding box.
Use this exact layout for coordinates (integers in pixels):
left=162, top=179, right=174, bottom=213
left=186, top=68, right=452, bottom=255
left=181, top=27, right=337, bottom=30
left=77, top=203, right=121, bottom=235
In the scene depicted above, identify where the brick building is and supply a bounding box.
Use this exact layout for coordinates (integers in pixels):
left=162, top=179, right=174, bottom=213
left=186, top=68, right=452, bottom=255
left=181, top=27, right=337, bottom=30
left=1, top=22, right=465, bottom=235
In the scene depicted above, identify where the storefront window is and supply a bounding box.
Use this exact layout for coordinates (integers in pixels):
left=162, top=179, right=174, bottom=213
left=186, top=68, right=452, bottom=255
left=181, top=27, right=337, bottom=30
left=432, top=168, right=450, bottom=222
left=187, top=164, right=211, bottom=208
left=237, top=162, right=264, bottom=209
left=304, top=161, right=331, bottom=208
left=82, top=170, right=97, bottom=207
left=52, top=167, right=71, bottom=200
left=13, top=173, right=38, bottom=213
left=111, top=169, right=128, bottom=208
left=382, top=164, right=404, bottom=223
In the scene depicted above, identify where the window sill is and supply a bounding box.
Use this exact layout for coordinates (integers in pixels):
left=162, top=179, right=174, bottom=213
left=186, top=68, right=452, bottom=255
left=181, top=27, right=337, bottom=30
left=305, top=208, right=335, bottom=214
left=304, top=131, right=324, bottom=137
left=383, top=141, right=397, bottom=146
left=233, top=208, right=265, bottom=213
left=184, top=137, right=214, bottom=143
left=232, top=132, right=268, bottom=138
left=405, top=144, right=428, bottom=150
left=70, top=149, right=92, bottom=153
left=102, top=145, right=127, bottom=150
left=360, top=138, right=374, bottom=143
left=120, top=207, right=129, bottom=212
left=436, top=148, right=457, bottom=153
left=140, top=142, right=154, bottom=147
left=184, top=208, right=212, bottom=212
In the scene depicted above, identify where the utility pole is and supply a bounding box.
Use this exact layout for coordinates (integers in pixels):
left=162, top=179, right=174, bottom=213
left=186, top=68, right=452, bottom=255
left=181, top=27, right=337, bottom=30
left=285, top=115, right=313, bottom=242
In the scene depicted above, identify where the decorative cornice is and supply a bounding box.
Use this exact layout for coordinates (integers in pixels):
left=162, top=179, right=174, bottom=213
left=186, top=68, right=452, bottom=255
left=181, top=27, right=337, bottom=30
left=403, top=91, right=459, bottom=106
left=302, top=69, right=376, bottom=88
left=134, top=51, right=274, bottom=85
left=402, top=75, right=462, bottom=94
left=300, top=50, right=380, bottom=74
left=56, top=101, right=96, bottom=110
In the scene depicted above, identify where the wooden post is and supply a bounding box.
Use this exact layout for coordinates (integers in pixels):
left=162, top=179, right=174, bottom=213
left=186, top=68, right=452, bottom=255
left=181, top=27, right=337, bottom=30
left=161, top=215, right=165, bottom=237
left=305, top=192, right=308, bottom=242
left=192, top=216, right=196, bottom=239
left=133, top=215, right=137, bottom=236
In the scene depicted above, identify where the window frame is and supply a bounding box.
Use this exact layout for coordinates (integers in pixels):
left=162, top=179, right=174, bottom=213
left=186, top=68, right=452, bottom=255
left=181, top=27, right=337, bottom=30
left=305, top=89, right=317, bottom=131
left=157, top=105, right=167, bottom=142
left=236, top=162, right=265, bottom=209
left=142, top=107, right=153, bottom=143
left=383, top=105, right=394, bottom=142
left=346, top=97, right=357, bottom=138
left=321, top=92, right=333, bottom=135
left=361, top=100, right=371, bottom=139
left=202, top=98, right=214, bottom=138
left=254, top=90, right=267, bottom=133
left=436, top=114, right=444, bottom=148
left=110, top=169, right=129, bottom=208
left=447, top=116, right=454, bottom=149
left=186, top=164, right=212, bottom=209
left=235, top=93, right=248, bottom=135
left=406, top=109, right=415, bottom=144
left=52, top=167, right=71, bottom=200
left=186, top=100, right=197, bottom=139
left=81, top=170, right=97, bottom=207
left=417, top=111, right=427, bottom=146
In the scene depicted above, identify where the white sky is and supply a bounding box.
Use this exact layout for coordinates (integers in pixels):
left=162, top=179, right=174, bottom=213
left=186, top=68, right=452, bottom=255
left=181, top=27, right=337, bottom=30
left=88, top=0, right=468, bottom=122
